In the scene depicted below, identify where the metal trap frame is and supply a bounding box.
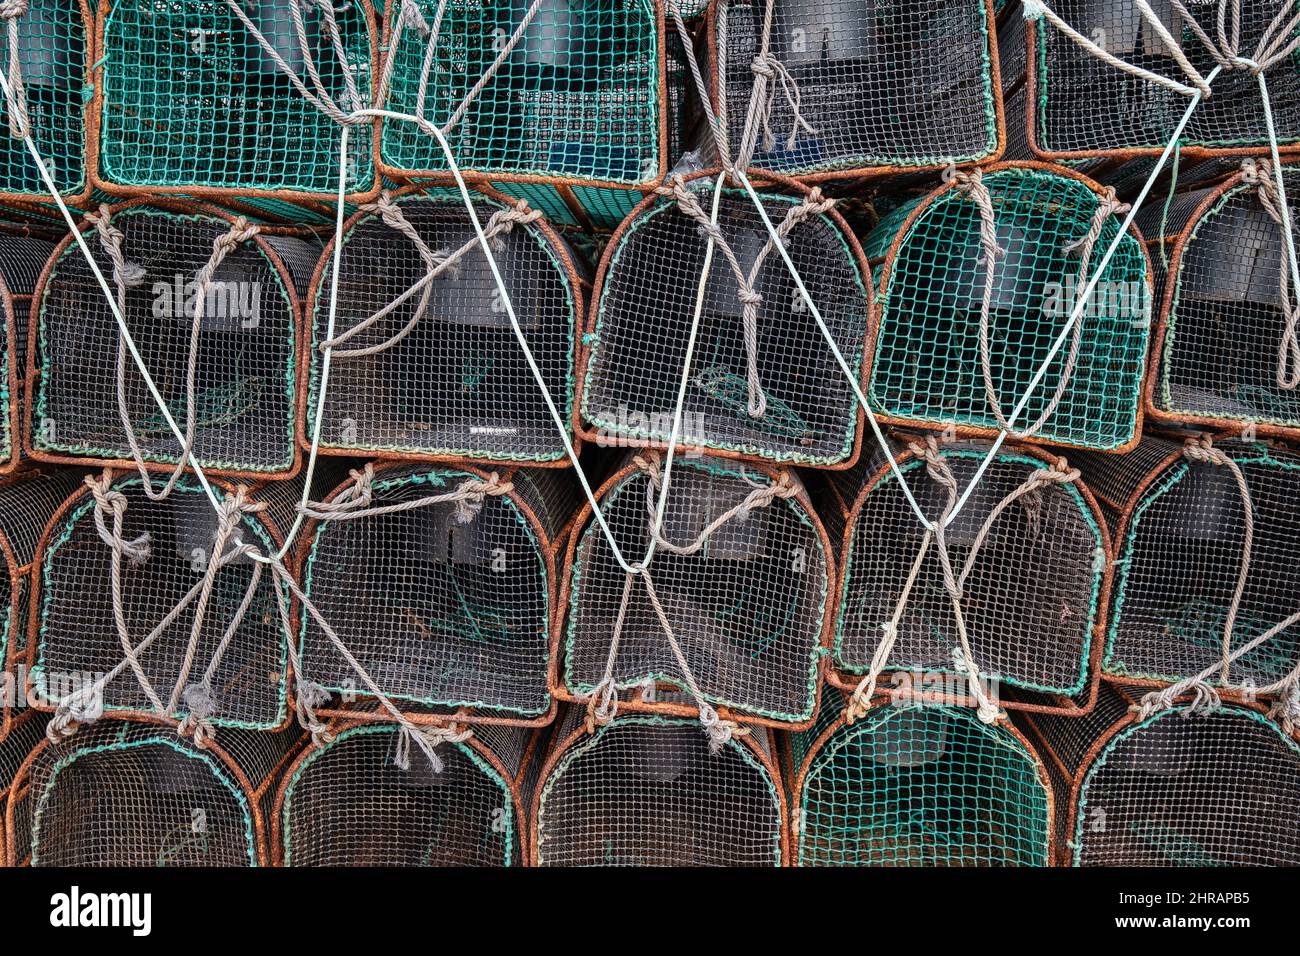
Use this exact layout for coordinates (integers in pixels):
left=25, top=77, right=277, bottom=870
left=529, top=704, right=787, bottom=866
left=24, top=198, right=319, bottom=480
left=301, top=187, right=584, bottom=467
left=554, top=450, right=835, bottom=730
left=577, top=172, right=874, bottom=468
left=91, top=0, right=380, bottom=201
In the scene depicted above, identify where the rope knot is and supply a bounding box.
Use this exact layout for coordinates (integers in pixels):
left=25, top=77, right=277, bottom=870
left=394, top=722, right=471, bottom=772
left=0, top=0, right=28, bottom=19
left=697, top=701, right=748, bottom=754
left=584, top=676, right=620, bottom=733
left=85, top=471, right=152, bottom=565
left=1183, top=435, right=1231, bottom=468
left=453, top=473, right=513, bottom=524
left=484, top=200, right=542, bottom=252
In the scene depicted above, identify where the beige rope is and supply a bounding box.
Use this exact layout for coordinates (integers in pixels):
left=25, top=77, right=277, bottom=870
left=272, top=558, right=470, bottom=771
left=656, top=176, right=834, bottom=419
left=1020, top=0, right=1209, bottom=98
left=1183, top=436, right=1256, bottom=685
left=583, top=455, right=801, bottom=750
left=1239, top=159, right=1300, bottom=390
left=952, top=171, right=1128, bottom=441
left=0, top=0, right=28, bottom=139
left=50, top=474, right=265, bottom=745
left=93, top=207, right=260, bottom=502
left=847, top=438, right=1077, bottom=723
left=298, top=467, right=512, bottom=524
left=320, top=197, right=541, bottom=359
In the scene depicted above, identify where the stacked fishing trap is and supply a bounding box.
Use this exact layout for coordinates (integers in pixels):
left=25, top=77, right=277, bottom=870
left=0, top=0, right=1298, bottom=870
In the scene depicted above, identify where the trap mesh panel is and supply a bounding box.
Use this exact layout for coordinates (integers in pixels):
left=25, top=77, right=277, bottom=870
left=299, top=465, right=576, bottom=722
left=278, top=722, right=529, bottom=866
left=0, top=234, right=56, bottom=473
left=1032, top=685, right=1300, bottom=866
left=307, top=192, right=580, bottom=463
left=33, top=474, right=291, bottom=731
left=832, top=440, right=1105, bottom=701
left=562, top=454, right=831, bottom=724
left=794, top=703, right=1052, bottom=866
left=1075, top=437, right=1300, bottom=692
left=379, top=0, right=663, bottom=189
left=0, top=0, right=90, bottom=201
left=864, top=164, right=1151, bottom=451
left=715, top=0, right=1001, bottom=177
left=1030, top=1, right=1300, bottom=158
left=0, top=471, right=82, bottom=737
left=533, top=709, right=784, bottom=865
left=581, top=183, right=871, bottom=466
left=0, top=712, right=48, bottom=864
left=17, top=721, right=294, bottom=866
left=96, top=0, right=376, bottom=197
left=30, top=204, right=316, bottom=476
left=1149, top=168, right=1300, bottom=436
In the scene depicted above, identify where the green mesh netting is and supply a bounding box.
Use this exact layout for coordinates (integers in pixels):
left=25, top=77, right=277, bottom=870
left=98, top=0, right=375, bottom=195
left=380, top=0, right=661, bottom=187
left=796, top=704, right=1052, bottom=866
left=864, top=165, right=1151, bottom=450
left=0, top=0, right=89, bottom=198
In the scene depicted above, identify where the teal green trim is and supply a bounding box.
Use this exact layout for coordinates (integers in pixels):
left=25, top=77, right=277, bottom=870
left=280, top=724, right=516, bottom=866
left=31, top=735, right=258, bottom=867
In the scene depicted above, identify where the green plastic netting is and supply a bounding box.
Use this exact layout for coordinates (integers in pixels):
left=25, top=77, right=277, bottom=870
left=716, top=0, right=1002, bottom=177
left=0, top=0, right=90, bottom=200
left=16, top=721, right=295, bottom=866
left=795, top=702, right=1052, bottom=866
left=864, top=164, right=1151, bottom=451
left=1029, top=1, right=1300, bottom=158
left=278, top=723, right=529, bottom=866
left=379, top=0, right=662, bottom=189
left=97, top=0, right=376, bottom=196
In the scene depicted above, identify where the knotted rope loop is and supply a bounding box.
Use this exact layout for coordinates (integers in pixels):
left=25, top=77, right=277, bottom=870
left=847, top=435, right=1015, bottom=725
left=92, top=208, right=262, bottom=503
left=1239, top=159, right=1300, bottom=389
left=1182, top=436, right=1256, bottom=685
left=86, top=470, right=152, bottom=566
left=635, top=453, right=798, bottom=557
left=321, top=196, right=541, bottom=359
left=394, top=722, right=472, bottom=773
left=1, top=0, right=29, bottom=138
left=749, top=51, right=817, bottom=153
left=298, top=469, right=512, bottom=523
